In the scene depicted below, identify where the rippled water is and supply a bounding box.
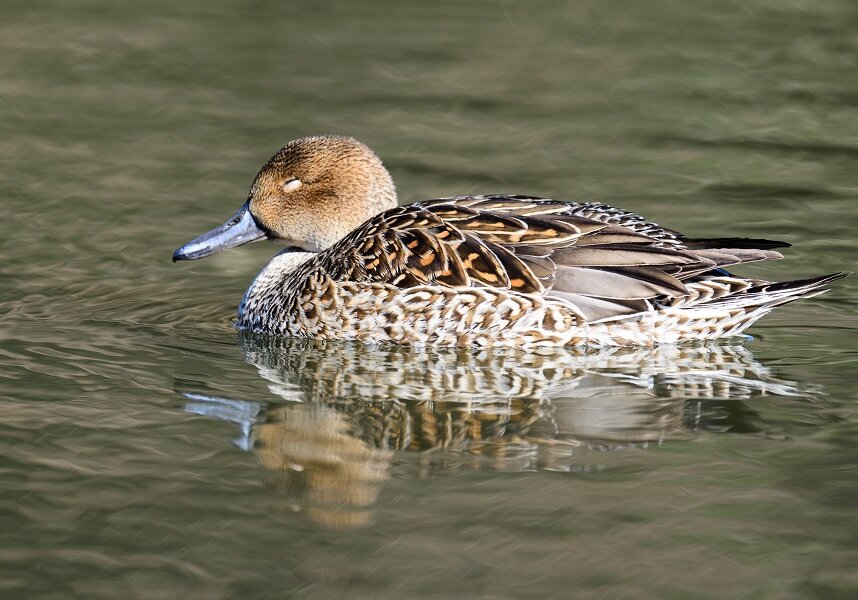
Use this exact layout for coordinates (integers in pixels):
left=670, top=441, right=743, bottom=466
left=2, top=0, right=858, bottom=598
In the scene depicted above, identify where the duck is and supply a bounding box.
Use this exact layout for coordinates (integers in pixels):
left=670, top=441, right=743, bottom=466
left=173, top=135, right=845, bottom=347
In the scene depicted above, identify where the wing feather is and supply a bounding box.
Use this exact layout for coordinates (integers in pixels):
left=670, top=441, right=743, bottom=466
left=310, top=195, right=788, bottom=323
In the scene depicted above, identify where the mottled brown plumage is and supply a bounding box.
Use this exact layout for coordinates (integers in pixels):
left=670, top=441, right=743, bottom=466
left=172, top=135, right=846, bottom=346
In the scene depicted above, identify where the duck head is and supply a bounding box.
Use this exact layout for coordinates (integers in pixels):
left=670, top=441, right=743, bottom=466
left=173, top=135, right=397, bottom=261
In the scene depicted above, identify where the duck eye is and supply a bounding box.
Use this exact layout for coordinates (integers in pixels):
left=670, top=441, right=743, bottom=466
left=281, top=178, right=302, bottom=193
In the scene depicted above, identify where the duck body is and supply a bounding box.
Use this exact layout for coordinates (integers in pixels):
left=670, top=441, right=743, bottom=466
left=174, top=136, right=845, bottom=348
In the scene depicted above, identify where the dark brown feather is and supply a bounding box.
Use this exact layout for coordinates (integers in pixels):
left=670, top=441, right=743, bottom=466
left=312, top=196, right=789, bottom=322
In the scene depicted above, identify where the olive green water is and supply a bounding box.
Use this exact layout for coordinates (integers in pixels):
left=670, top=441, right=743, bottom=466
left=2, top=0, right=858, bottom=598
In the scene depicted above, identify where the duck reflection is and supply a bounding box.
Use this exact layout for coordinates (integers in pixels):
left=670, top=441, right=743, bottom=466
left=182, top=336, right=820, bottom=527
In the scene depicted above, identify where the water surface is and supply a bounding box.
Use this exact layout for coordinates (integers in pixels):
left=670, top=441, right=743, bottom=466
left=2, top=0, right=858, bottom=598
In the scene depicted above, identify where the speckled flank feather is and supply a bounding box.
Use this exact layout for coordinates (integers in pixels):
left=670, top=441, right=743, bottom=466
left=239, top=271, right=840, bottom=347
left=175, top=136, right=846, bottom=347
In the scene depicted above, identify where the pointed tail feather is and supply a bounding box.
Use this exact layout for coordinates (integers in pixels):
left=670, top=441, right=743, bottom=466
left=702, top=272, right=848, bottom=310
left=682, top=237, right=792, bottom=250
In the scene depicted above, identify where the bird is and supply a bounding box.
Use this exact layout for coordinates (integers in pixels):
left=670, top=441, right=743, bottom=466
left=172, top=135, right=845, bottom=347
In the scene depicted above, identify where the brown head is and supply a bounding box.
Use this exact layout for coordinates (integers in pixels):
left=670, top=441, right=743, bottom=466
left=173, top=135, right=397, bottom=261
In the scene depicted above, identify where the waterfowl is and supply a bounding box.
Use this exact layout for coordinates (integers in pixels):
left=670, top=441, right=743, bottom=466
left=173, top=135, right=845, bottom=347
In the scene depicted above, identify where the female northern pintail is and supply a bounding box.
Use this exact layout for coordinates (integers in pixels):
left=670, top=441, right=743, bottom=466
left=173, top=135, right=845, bottom=347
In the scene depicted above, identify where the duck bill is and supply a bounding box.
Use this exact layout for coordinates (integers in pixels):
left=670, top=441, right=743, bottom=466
left=173, top=202, right=267, bottom=261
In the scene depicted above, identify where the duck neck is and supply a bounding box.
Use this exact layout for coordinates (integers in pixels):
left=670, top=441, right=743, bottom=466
left=237, top=248, right=316, bottom=327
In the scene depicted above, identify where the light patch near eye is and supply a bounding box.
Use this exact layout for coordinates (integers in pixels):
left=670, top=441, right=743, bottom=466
left=282, top=178, right=302, bottom=192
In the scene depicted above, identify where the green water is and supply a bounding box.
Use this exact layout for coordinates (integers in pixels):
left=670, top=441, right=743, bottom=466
left=2, top=0, right=858, bottom=598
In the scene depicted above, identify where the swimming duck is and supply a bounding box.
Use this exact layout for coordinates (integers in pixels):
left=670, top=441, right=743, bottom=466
left=173, top=135, right=845, bottom=347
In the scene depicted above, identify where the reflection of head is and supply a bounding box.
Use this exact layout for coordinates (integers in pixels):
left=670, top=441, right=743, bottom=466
left=254, top=404, right=390, bottom=529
